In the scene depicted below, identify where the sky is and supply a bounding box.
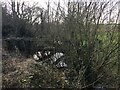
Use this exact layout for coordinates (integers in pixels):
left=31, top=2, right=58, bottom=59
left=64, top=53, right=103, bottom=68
left=1, top=0, right=119, bottom=11
left=1, top=0, right=119, bottom=23
left=1, top=0, right=67, bottom=9
left=1, top=0, right=119, bottom=9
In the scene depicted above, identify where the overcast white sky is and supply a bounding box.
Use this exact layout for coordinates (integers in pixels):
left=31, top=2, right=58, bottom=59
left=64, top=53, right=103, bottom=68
left=1, top=0, right=118, bottom=9
left=1, top=0, right=119, bottom=12
left=1, top=0, right=119, bottom=23
left=1, top=0, right=119, bottom=9
left=1, top=0, right=119, bottom=17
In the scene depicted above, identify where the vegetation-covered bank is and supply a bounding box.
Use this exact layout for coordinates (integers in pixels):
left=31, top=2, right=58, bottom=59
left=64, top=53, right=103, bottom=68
left=2, top=0, right=120, bottom=89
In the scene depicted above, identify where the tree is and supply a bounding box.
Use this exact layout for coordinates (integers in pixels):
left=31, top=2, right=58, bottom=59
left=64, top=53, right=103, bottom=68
left=2, top=0, right=119, bottom=88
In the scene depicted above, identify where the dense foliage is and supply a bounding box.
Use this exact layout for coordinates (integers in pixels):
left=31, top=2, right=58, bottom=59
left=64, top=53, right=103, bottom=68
left=2, top=0, right=120, bottom=89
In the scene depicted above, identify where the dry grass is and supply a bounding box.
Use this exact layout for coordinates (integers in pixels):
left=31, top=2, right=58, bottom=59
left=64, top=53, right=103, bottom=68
left=2, top=51, right=36, bottom=88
